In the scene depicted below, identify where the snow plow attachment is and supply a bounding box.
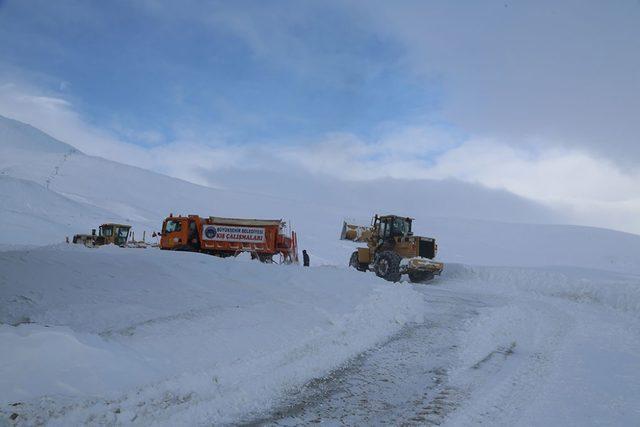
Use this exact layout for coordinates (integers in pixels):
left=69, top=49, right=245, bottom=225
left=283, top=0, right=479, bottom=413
left=402, top=257, right=444, bottom=283
left=340, top=221, right=373, bottom=242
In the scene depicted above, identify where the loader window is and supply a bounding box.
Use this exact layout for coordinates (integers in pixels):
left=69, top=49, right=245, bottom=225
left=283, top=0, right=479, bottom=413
left=101, top=227, right=113, bottom=237
left=117, top=228, right=129, bottom=238
left=164, top=220, right=182, bottom=233
left=392, top=218, right=409, bottom=236
left=379, top=221, right=389, bottom=238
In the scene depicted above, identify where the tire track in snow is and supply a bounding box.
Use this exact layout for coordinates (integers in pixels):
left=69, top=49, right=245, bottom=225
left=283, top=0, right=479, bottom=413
left=238, top=288, right=491, bottom=426
left=240, top=273, right=578, bottom=427
left=443, top=298, right=574, bottom=426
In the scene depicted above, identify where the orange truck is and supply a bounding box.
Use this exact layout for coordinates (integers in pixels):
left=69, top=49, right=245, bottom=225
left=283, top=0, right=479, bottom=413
left=159, top=214, right=299, bottom=264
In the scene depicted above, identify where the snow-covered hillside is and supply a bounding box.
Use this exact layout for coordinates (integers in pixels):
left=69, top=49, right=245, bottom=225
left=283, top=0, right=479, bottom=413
left=2, top=114, right=640, bottom=273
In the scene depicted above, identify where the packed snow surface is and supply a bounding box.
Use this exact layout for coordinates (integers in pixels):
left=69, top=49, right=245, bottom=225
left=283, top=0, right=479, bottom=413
left=237, top=265, right=640, bottom=426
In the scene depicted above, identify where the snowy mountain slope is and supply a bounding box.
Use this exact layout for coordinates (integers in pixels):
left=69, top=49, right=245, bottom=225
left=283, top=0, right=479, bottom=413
left=0, top=175, right=127, bottom=245
left=2, top=114, right=640, bottom=273
left=0, top=115, right=77, bottom=154
left=420, top=216, right=640, bottom=275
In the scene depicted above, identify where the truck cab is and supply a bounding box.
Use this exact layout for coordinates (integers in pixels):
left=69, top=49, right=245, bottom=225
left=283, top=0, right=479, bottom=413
left=160, top=215, right=201, bottom=251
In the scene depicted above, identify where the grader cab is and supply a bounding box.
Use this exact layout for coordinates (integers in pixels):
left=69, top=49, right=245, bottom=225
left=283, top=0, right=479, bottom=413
left=348, top=214, right=443, bottom=283
left=73, top=223, right=131, bottom=247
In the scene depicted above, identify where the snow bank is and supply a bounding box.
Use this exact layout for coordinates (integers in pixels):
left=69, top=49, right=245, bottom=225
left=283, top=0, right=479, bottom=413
left=0, top=245, right=423, bottom=424
left=443, top=263, right=640, bottom=316
left=440, top=265, right=640, bottom=426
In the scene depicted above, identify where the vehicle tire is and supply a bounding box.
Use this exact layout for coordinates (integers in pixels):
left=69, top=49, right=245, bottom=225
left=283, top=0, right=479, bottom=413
left=374, top=251, right=402, bottom=282
left=258, top=254, right=274, bottom=263
left=408, top=271, right=434, bottom=283
left=349, top=251, right=368, bottom=272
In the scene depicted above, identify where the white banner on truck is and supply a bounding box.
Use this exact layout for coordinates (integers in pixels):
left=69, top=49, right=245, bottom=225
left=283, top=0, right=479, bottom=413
left=202, top=224, right=266, bottom=243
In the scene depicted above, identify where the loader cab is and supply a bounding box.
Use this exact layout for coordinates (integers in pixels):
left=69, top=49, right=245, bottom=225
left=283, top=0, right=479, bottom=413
left=99, top=223, right=131, bottom=246
left=375, top=215, right=413, bottom=239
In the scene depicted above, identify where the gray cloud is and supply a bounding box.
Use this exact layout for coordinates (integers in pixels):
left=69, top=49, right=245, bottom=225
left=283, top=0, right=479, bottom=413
left=353, top=0, right=640, bottom=165
left=202, top=166, right=564, bottom=226
left=1, top=1, right=639, bottom=233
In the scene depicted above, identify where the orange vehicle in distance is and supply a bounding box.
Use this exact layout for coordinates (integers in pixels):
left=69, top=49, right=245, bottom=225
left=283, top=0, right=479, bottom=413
left=159, top=214, right=299, bottom=264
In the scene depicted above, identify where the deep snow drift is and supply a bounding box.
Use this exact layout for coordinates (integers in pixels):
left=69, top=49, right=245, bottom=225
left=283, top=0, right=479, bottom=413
left=2, top=247, right=639, bottom=425
left=0, top=244, right=423, bottom=424
left=440, top=264, right=640, bottom=426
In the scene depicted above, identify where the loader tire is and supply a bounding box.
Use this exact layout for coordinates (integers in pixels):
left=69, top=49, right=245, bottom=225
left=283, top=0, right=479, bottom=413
left=349, top=251, right=368, bottom=272
left=374, top=251, right=402, bottom=282
left=408, top=271, right=434, bottom=283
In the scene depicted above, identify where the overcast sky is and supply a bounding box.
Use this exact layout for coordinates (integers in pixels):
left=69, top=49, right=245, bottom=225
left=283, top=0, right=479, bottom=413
left=1, top=0, right=639, bottom=233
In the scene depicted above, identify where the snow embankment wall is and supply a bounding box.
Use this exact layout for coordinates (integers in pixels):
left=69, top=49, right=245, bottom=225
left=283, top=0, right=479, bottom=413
left=438, top=264, right=640, bottom=426
left=0, top=245, right=423, bottom=425
left=443, top=263, right=640, bottom=316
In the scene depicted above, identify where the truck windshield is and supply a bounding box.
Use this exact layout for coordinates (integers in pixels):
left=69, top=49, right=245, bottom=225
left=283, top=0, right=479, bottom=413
left=165, top=220, right=182, bottom=233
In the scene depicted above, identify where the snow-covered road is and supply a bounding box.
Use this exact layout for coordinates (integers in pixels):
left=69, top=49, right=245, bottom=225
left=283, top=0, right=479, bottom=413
left=1, top=246, right=639, bottom=425
left=241, top=287, right=490, bottom=426
left=241, top=267, right=640, bottom=426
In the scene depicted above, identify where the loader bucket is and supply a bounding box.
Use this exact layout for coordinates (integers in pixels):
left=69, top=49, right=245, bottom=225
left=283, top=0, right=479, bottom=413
left=340, top=221, right=372, bottom=242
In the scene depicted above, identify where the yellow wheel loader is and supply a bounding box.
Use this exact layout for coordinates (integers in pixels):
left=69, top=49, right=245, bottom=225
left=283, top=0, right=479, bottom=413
left=348, top=214, right=444, bottom=283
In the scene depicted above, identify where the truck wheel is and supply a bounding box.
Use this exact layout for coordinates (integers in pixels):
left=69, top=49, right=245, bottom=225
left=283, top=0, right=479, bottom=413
left=349, top=251, right=367, bottom=272
left=258, top=254, right=274, bottom=263
left=374, top=251, right=402, bottom=282
left=408, top=271, right=434, bottom=283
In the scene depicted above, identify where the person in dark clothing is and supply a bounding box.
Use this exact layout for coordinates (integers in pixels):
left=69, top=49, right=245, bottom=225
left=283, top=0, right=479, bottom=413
left=302, top=249, right=310, bottom=267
